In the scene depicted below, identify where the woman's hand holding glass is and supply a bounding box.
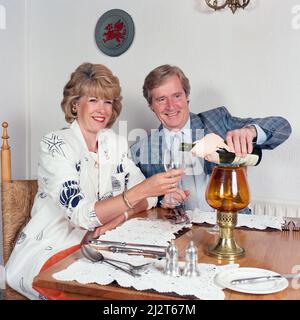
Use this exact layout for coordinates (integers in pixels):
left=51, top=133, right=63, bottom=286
left=140, top=168, right=185, bottom=198
left=160, top=148, right=188, bottom=208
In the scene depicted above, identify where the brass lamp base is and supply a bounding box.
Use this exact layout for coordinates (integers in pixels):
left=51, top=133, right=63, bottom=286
left=207, top=211, right=245, bottom=260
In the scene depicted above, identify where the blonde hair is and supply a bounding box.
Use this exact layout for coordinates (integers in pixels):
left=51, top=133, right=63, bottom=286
left=61, top=63, right=122, bottom=127
left=143, top=64, right=190, bottom=105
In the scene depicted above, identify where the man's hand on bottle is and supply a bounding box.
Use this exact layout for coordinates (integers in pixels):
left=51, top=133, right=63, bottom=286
left=225, top=126, right=257, bottom=157
left=191, top=133, right=229, bottom=158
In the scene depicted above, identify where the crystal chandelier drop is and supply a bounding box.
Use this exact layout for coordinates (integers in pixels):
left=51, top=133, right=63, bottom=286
left=205, top=0, right=250, bottom=14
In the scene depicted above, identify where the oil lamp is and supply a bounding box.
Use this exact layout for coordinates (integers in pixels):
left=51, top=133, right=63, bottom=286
left=205, top=166, right=250, bottom=260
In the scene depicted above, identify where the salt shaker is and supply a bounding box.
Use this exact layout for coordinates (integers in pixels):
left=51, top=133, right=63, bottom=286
left=164, top=240, right=180, bottom=276
left=183, top=241, right=200, bottom=277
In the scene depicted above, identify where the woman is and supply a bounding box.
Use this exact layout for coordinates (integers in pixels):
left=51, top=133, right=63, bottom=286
left=5, top=63, right=185, bottom=299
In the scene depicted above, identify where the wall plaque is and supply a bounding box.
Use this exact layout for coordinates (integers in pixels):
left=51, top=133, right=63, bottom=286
left=95, top=9, right=135, bottom=57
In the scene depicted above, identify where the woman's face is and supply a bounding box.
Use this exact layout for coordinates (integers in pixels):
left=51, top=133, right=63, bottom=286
left=76, top=95, right=113, bottom=138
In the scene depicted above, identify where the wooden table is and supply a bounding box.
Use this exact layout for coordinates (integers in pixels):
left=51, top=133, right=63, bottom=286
left=33, top=208, right=300, bottom=300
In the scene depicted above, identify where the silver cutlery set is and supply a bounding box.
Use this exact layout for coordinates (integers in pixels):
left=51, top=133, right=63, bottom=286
left=82, top=239, right=168, bottom=277
left=83, top=239, right=200, bottom=278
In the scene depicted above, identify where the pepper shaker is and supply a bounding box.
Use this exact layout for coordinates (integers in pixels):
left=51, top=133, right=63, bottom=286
left=164, top=240, right=180, bottom=276
left=183, top=241, right=200, bottom=277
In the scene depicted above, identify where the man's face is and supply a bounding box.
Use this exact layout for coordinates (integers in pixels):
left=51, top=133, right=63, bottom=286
left=150, top=75, right=190, bottom=131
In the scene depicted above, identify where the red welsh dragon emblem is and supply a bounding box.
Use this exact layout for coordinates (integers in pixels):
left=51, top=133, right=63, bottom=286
left=103, top=20, right=127, bottom=46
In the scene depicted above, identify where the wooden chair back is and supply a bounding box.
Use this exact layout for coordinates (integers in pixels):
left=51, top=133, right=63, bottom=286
left=1, top=122, right=38, bottom=299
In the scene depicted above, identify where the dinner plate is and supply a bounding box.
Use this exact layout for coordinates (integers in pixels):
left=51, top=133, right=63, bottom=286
left=214, top=267, right=289, bottom=294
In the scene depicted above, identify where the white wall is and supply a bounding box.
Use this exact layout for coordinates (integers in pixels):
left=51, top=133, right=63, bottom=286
left=0, top=0, right=26, bottom=268
left=0, top=0, right=26, bottom=180
left=26, top=0, right=300, bottom=205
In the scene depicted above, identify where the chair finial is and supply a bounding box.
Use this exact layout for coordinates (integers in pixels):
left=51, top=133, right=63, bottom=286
left=1, top=121, right=11, bottom=182
left=2, top=122, right=10, bottom=148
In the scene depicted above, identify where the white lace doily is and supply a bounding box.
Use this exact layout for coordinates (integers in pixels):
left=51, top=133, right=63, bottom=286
left=52, top=214, right=283, bottom=300
left=188, top=210, right=284, bottom=230
left=98, top=217, right=192, bottom=246
left=53, top=251, right=239, bottom=300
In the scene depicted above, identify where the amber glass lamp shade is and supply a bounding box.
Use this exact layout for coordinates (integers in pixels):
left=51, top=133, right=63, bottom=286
left=205, top=166, right=250, bottom=212
left=205, top=166, right=250, bottom=260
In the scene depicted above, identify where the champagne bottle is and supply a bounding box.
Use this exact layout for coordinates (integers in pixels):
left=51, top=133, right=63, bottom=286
left=216, top=145, right=262, bottom=166
left=179, top=142, right=262, bottom=166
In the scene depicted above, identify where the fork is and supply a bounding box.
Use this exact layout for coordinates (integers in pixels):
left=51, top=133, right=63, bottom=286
left=102, top=257, right=151, bottom=271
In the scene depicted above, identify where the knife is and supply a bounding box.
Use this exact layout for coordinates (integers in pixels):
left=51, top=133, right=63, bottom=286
left=109, top=246, right=166, bottom=257
left=89, top=239, right=167, bottom=250
left=93, top=245, right=166, bottom=259
left=231, top=273, right=300, bottom=285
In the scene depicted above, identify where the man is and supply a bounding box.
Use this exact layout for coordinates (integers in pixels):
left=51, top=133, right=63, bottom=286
left=130, top=65, right=292, bottom=211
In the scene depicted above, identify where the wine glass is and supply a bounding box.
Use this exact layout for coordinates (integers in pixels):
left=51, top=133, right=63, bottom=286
left=175, top=150, right=191, bottom=224
left=161, top=148, right=190, bottom=224
left=160, top=148, right=181, bottom=207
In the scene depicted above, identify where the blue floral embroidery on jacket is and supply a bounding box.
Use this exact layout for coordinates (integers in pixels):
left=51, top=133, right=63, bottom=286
left=75, top=161, right=81, bottom=172
left=117, top=163, right=124, bottom=173
left=124, top=172, right=129, bottom=190
left=59, top=180, right=84, bottom=211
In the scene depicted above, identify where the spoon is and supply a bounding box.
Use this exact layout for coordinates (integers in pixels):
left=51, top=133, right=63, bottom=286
left=81, top=245, right=141, bottom=277
left=83, top=245, right=151, bottom=270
